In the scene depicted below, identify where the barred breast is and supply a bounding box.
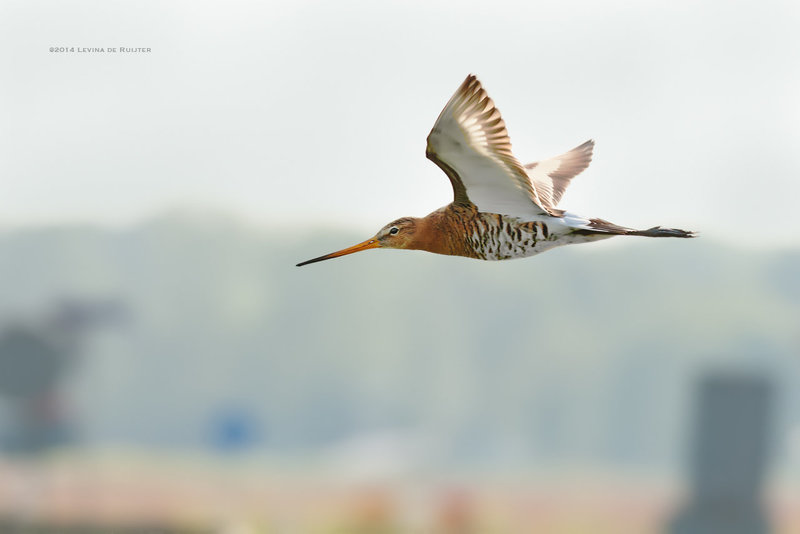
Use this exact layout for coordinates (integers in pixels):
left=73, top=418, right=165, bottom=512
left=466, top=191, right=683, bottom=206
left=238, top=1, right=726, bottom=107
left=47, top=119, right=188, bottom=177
left=420, top=205, right=569, bottom=261
left=464, top=213, right=553, bottom=260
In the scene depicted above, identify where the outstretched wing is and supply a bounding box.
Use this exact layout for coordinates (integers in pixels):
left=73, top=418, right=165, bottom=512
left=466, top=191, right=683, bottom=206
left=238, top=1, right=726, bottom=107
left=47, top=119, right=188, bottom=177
left=426, top=75, right=556, bottom=217
left=524, top=140, right=594, bottom=210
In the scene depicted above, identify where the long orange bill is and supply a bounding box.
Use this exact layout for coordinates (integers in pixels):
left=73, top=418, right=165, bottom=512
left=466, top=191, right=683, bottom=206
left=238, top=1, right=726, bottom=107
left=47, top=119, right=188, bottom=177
left=296, top=238, right=380, bottom=267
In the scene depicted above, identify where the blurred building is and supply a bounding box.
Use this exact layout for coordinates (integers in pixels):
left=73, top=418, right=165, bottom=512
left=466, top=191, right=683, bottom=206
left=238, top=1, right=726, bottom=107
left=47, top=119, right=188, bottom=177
left=670, top=373, right=775, bottom=534
left=0, top=300, right=128, bottom=454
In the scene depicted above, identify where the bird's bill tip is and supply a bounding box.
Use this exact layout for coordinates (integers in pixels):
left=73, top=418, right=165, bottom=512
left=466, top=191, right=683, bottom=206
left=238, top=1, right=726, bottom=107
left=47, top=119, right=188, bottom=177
left=296, top=237, right=380, bottom=267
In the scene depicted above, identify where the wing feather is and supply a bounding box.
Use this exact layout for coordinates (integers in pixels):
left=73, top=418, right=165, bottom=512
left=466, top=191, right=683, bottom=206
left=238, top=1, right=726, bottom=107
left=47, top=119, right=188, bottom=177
left=426, top=75, right=556, bottom=217
left=524, top=140, right=594, bottom=209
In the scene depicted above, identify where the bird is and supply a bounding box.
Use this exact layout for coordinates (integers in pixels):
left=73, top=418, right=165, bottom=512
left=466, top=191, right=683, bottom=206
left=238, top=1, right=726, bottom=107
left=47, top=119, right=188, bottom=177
left=297, top=74, right=694, bottom=267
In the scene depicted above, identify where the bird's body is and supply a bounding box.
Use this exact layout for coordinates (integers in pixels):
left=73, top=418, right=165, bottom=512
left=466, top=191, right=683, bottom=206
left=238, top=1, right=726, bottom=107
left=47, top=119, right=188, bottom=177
left=297, top=75, right=694, bottom=267
left=392, top=204, right=605, bottom=261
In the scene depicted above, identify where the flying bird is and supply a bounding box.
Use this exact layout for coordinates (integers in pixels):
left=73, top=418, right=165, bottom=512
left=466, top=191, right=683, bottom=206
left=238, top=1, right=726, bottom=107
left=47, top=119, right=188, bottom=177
left=297, top=75, right=694, bottom=267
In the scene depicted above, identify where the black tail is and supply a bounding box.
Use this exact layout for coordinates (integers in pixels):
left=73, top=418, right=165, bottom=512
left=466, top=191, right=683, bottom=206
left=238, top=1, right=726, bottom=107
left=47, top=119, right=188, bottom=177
left=574, top=218, right=696, bottom=238
left=627, top=226, right=696, bottom=238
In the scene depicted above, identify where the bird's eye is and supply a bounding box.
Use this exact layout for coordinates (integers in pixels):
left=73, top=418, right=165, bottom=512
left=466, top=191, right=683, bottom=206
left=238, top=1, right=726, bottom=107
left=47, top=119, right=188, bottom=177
left=389, top=226, right=399, bottom=235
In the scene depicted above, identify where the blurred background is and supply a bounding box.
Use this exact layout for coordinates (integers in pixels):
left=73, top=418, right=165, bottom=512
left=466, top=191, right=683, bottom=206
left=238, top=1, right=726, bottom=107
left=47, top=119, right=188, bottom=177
left=1, top=0, right=799, bottom=532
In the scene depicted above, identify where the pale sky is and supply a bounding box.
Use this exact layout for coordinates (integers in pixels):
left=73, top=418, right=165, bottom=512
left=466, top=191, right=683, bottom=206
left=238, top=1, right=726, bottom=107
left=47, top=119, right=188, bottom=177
left=1, top=0, right=799, bottom=245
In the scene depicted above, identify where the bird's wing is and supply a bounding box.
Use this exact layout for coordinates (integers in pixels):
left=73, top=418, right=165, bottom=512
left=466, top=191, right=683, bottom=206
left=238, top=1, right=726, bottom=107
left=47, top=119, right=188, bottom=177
left=426, top=75, right=556, bottom=217
left=524, top=140, right=594, bottom=209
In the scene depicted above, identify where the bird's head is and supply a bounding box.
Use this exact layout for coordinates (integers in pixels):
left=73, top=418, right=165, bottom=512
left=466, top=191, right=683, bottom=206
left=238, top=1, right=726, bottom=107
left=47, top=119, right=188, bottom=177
left=296, top=217, right=420, bottom=266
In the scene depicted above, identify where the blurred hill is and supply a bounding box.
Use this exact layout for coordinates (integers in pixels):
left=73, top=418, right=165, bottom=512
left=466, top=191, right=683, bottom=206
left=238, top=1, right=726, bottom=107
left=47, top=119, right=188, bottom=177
left=0, top=212, right=797, bottom=480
